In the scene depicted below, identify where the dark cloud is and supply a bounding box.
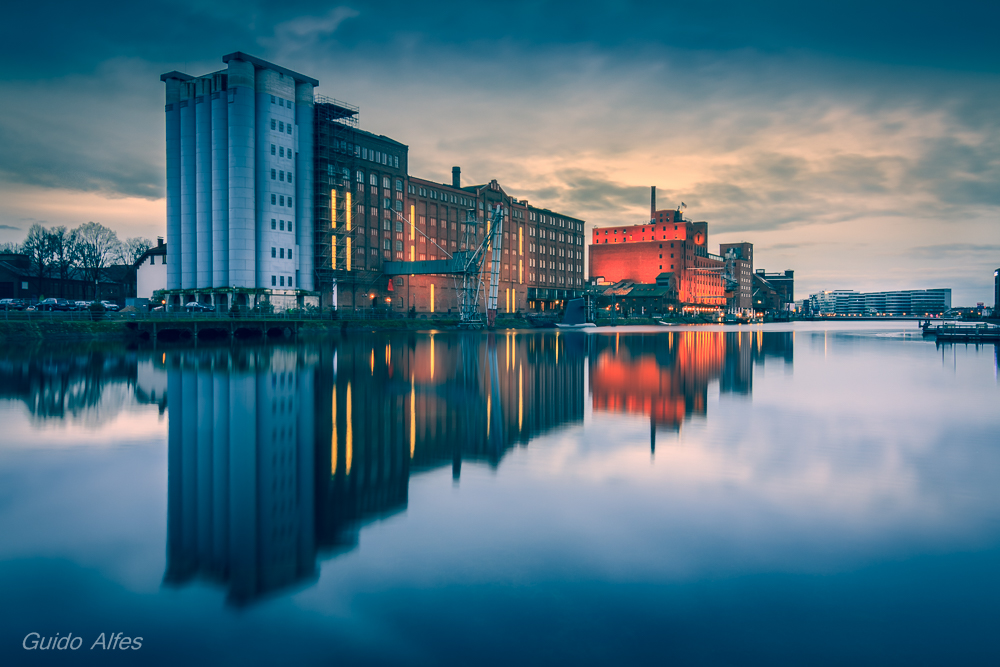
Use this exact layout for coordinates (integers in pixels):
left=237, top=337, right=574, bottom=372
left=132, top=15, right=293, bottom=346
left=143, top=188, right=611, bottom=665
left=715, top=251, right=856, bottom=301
left=0, top=224, right=20, bottom=230
left=519, top=170, right=650, bottom=214
left=0, top=60, right=164, bottom=200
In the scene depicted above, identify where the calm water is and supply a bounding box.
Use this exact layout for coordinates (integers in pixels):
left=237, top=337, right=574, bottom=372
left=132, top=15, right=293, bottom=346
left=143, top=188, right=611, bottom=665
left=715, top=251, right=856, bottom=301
left=1, top=322, right=998, bottom=665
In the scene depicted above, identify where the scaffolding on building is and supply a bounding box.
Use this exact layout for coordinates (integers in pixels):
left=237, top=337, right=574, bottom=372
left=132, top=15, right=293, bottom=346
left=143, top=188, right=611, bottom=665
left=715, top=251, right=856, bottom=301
left=313, top=95, right=360, bottom=306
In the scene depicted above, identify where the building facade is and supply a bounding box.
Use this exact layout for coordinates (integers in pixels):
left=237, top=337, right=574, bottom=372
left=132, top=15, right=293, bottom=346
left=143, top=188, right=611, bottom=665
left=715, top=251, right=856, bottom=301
left=995, top=268, right=999, bottom=310
left=719, top=242, right=753, bottom=311
left=808, top=288, right=951, bottom=316
left=755, top=270, right=794, bottom=307
left=135, top=239, right=168, bottom=301
left=161, top=53, right=588, bottom=315
left=161, top=53, right=318, bottom=311
left=589, top=208, right=727, bottom=309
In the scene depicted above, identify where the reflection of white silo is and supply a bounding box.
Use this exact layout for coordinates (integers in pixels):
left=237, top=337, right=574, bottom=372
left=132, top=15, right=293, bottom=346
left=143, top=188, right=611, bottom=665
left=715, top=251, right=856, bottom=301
left=164, top=349, right=317, bottom=605
left=160, top=53, right=317, bottom=309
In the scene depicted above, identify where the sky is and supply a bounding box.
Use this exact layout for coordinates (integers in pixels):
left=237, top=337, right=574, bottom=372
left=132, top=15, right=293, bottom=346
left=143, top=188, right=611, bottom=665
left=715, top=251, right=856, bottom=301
left=0, top=1, right=998, bottom=304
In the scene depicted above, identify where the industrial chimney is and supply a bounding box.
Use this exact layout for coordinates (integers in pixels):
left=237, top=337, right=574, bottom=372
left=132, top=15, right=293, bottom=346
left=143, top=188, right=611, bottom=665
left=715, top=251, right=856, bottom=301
left=452, top=166, right=461, bottom=189
left=650, top=186, right=656, bottom=222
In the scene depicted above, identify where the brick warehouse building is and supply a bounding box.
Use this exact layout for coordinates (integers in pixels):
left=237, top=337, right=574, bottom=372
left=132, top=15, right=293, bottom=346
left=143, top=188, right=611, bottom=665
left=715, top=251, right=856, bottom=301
left=312, top=94, right=584, bottom=315
left=588, top=207, right=727, bottom=310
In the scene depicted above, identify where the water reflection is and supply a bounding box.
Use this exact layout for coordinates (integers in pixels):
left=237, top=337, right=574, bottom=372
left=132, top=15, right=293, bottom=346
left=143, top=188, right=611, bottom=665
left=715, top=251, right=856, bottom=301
left=163, top=332, right=587, bottom=604
left=0, top=343, right=165, bottom=423
left=590, top=331, right=793, bottom=449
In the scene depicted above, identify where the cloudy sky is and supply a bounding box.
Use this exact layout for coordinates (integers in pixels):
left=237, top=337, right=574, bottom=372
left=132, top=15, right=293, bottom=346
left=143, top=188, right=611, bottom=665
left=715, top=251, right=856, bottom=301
left=1, top=0, right=998, bottom=303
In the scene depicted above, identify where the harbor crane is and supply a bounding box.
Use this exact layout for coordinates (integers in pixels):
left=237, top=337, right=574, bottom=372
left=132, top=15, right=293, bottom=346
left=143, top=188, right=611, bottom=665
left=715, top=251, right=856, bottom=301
left=383, top=203, right=505, bottom=328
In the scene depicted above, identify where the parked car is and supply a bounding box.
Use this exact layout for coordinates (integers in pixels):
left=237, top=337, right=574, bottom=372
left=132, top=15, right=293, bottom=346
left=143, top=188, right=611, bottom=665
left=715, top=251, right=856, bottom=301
left=0, top=298, right=27, bottom=310
left=37, top=298, right=72, bottom=311
left=100, top=301, right=120, bottom=312
left=184, top=301, right=214, bottom=313
left=74, top=301, right=92, bottom=310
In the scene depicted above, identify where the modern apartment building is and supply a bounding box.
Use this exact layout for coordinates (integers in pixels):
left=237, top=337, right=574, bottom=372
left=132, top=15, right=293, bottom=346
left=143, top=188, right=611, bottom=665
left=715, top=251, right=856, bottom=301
left=808, top=288, right=951, bottom=315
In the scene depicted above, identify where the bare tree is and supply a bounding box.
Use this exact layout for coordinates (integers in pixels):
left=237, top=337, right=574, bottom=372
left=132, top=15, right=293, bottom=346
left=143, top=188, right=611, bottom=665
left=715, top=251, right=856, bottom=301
left=46, top=226, right=75, bottom=282
left=0, top=241, right=22, bottom=253
left=73, top=222, right=121, bottom=300
left=116, top=236, right=154, bottom=266
left=22, top=223, right=52, bottom=296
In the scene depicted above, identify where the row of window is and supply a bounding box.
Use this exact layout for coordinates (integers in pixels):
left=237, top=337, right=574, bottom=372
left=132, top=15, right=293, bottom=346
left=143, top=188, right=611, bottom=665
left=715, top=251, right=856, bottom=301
left=358, top=146, right=400, bottom=169
left=270, top=118, right=293, bottom=135
left=597, top=225, right=680, bottom=235
left=269, top=95, right=293, bottom=111
left=356, top=172, right=404, bottom=190
left=270, top=219, right=293, bottom=231
left=525, top=273, right=580, bottom=285
left=271, top=247, right=293, bottom=259
left=528, top=211, right=583, bottom=231
left=270, top=144, right=292, bottom=159
left=270, top=169, right=293, bottom=183
left=270, top=194, right=293, bottom=208
left=271, top=275, right=293, bottom=287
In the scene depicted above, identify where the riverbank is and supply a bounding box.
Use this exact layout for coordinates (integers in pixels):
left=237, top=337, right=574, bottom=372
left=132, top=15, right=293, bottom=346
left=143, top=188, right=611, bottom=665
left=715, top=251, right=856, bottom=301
left=0, top=316, right=540, bottom=342
left=0, top=319, right=135, bottom=341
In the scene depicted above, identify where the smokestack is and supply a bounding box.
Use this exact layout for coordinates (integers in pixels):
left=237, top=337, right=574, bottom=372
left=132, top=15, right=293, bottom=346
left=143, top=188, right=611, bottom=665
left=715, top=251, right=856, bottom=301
left=452, top=166, right=461, bottom=189
left=650, top=186, right=656, bottom=221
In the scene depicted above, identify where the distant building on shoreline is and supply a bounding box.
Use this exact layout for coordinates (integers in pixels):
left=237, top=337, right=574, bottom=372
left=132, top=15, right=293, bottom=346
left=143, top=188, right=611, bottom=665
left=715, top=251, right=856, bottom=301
left=994, top=268, right=999, bottom=311
left=807, top=288, right=951, bottom=316
left=587, top=187, right=789, bottom=314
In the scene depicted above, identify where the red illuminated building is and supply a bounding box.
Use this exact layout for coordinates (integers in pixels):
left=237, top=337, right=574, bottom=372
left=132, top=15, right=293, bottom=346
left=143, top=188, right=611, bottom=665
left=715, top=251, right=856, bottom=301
left=588, top=195, right=727, bottom=309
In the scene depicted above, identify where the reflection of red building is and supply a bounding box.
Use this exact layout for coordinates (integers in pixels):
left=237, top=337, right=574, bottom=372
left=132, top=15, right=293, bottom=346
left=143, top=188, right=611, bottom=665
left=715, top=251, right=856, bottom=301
left=589, top=330, right=793, bottom=445
left=590, top=331, right=725, bottom=430
left=588, top=207, right=727, bottom=308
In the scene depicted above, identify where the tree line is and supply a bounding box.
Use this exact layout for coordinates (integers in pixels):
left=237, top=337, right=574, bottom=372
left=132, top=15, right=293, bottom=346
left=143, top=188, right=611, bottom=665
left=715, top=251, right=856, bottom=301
left=0, top=222, right=153, bottom=298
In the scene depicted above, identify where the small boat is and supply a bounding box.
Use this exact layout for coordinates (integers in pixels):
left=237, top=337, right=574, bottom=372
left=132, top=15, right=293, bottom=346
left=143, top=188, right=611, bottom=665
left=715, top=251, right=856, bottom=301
left=554, top=298, right=596, bottom=329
